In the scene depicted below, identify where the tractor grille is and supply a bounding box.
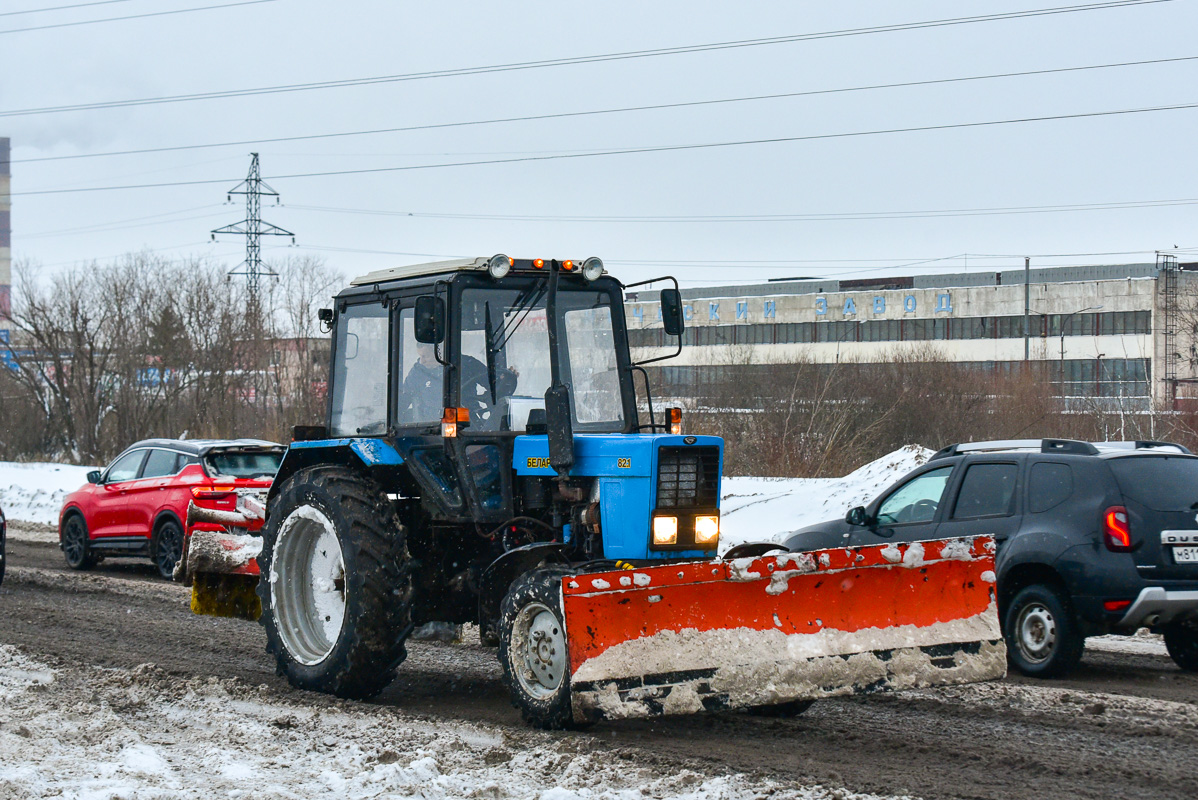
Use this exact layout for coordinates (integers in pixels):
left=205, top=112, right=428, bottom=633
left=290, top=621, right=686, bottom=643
left=656, top=446, right=720, bottom=508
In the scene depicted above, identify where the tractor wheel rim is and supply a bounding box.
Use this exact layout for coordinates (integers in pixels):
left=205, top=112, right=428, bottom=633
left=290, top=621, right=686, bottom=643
left=1017, top=603, right=1057, bottom=663
left=271, top=505, right=346, bottom=666
left=512, top=602, right=567, bottom=700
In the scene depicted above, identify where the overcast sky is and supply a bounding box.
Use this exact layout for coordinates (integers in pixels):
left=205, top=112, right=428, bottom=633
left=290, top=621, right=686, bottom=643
left=3, top=0, right=1198, bottom=288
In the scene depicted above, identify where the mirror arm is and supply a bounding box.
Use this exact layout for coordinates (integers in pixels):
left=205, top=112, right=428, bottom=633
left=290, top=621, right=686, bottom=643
left=432, top=279, right=451, bottom=367
left=630, top=274, right=684, bottom=366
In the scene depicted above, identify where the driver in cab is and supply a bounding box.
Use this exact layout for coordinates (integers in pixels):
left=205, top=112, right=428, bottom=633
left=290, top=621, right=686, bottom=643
left=401, top=342, right=518, bottom=430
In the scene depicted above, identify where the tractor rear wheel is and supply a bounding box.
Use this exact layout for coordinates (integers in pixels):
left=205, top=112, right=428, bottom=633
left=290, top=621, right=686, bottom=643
left=499, top=567, right=587, bottom=730
left=258, top=467, right=413, bottom=700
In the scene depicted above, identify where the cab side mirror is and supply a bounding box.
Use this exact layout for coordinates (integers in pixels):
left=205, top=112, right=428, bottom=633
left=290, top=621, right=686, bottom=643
left=87, top=470, right=101, bottom=484
left=414, top=295, right=445, bottom=344
left=660, top=288, right=684, bottom=337
left=845, top=506, right=868, bottom=527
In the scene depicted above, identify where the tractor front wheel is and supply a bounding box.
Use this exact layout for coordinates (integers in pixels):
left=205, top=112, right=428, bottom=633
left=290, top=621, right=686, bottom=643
left=258, top=467, right=413, bottom=700
left=499, top=567, right=586, bottom=730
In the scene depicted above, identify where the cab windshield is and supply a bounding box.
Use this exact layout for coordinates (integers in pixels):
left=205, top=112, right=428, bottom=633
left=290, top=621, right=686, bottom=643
left=457, top=282, right=626, bottom=433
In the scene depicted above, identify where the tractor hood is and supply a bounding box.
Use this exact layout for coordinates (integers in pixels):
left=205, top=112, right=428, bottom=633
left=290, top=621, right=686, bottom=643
left=513, top=433, right=724, bottom=560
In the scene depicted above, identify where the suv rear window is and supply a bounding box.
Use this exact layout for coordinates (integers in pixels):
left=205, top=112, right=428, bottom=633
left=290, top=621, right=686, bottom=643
left=204, top=450, right=283, bottom=480
left=1108, top=456, right=1198, bottom=511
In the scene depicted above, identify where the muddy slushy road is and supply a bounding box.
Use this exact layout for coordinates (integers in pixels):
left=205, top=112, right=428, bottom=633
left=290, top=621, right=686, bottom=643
left=3, top=529, right=1197, bottom=800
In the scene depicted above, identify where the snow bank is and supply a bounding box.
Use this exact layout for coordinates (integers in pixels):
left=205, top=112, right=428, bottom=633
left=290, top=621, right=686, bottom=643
left=719, top=446, right=932, bottom=552
left=0, top=645, right=905, bottom=800
left=0, top=461, right=95, bottom=525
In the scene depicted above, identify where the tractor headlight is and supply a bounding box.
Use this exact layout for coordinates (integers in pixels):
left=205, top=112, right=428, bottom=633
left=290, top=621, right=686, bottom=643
left=581, top=257, right=604, bottom=281
left=694, top=515, right=720, bottom=547
left=652, top=515, right=678, bottom=545
left=487, top=253, right=512, bottom=279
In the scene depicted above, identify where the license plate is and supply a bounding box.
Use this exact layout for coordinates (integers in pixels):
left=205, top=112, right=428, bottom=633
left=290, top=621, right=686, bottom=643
left=1173, top=546, right=1198, bottom=564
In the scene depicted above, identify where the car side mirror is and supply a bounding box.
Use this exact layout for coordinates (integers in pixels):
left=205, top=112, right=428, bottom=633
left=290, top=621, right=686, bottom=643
left=87, top=470, right=102, bottom=484
left=414, top=295, right=445, bottom=344
left=660, top=288, right=684, bottom=337
left=845, top=506, right=868, bottom=527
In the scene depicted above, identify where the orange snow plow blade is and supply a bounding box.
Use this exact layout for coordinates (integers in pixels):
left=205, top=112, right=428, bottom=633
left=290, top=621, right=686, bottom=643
left=175, top=500, right=264, bottom=621
left=562, top=536, right=1005, bottom=722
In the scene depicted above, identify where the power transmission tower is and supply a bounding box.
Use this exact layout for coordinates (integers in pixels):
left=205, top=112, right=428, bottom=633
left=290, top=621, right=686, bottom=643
left=211, top=152, right=294, bottom=298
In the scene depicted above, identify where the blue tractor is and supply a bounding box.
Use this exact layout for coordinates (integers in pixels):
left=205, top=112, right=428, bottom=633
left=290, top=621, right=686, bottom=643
left=183, top=255, right=1007, bottom=728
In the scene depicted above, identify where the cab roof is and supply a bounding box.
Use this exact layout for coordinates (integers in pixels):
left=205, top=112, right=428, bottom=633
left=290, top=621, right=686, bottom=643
left=350, top=257, right=492, bottom=286
left=349, top=256, right=608, bottom=287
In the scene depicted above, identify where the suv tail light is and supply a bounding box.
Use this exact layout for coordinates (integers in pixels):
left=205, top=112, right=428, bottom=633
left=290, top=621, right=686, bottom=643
left=1103, top=505, right=1132, bottom=552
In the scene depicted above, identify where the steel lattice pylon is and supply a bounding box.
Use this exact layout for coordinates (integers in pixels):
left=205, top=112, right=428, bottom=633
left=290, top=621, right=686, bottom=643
left=212, top=153, right=294, bottom=298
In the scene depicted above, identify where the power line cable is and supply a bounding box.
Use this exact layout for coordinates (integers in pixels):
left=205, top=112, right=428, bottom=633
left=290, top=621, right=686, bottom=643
left=0, top=0, right=276, bottom=34
left=15, top=52, right=1198, bottom=165
left=14, top=96, right=1198, bottom=197
left=0, top=0, right=1168, bottom=115
left=286, top=196, right=1198, bottom=224
left=0, top=0, right=137, bottom=17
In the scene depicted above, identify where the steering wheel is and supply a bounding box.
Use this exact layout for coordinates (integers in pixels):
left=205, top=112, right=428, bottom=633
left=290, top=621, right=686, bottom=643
left=910, top=498, right=938, bottom=522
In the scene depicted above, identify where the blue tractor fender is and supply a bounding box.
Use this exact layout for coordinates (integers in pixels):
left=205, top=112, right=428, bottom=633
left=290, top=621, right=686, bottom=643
left=268, top=438, right=405, bottom=507
left=478, top=542, right=573, bottom=631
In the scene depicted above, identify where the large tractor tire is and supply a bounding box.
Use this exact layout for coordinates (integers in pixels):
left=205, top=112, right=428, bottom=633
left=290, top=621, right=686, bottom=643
left=498, top=567, right=589, bottom=730
left=257, top=467, right=413, bottom=700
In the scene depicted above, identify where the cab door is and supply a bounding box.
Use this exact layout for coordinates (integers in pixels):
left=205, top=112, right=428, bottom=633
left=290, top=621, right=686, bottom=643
left=90, top=449, right=147, bottom=538
left=852, top=463, right=956, bottom=548
left=935, top=460, right=1023, bottom=546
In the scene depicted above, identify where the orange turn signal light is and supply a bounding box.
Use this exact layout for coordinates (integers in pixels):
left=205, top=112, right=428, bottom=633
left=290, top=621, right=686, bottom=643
left=441, top=407, right=470, bottom=438
left=562, top=260, right=574, bottom=271
left=533, top=258, right=545, bottom=269
left=667, top=407, right=682, bottom=435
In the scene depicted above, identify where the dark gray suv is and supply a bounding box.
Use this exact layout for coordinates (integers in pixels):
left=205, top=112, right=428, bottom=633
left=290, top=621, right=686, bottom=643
left=784, top=439, right=1198, bottom=677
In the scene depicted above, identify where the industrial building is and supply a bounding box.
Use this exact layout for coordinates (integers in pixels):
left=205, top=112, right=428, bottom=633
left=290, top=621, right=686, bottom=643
left=625, top=259, right=1198, bottom=412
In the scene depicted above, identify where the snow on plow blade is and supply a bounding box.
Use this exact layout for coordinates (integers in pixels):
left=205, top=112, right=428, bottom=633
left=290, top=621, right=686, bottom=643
left=563, top=536, right=1005, bottom=722
left=176, top=501, right=263, bottom=621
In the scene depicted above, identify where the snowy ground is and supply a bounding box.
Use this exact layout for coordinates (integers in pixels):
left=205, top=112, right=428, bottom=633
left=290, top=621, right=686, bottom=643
left=0, top=644, right=904, bottom=800
left=718, top=446, right=931, bottom=552
left=0, top=461, right=94, bottom=527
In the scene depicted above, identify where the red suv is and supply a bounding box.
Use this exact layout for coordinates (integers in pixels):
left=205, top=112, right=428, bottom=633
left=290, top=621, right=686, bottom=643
left=59, top=439, right=284, bottom=578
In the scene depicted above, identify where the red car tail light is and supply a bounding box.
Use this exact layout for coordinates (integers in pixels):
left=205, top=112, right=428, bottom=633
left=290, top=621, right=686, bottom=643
left=1103, top=599, right=1132, bottom=612
left=1103, top=506, right=1132, bottom=552
left=192, top=486, right=235, bottom=500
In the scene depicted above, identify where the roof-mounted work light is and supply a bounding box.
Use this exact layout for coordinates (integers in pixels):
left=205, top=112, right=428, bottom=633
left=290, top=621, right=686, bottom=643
left=487, top=254, right=512, bottom=279
left=581, top=257, right=604, bottom=281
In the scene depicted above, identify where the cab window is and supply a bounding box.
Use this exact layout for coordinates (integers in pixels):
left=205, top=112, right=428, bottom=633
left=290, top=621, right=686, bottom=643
left=330, top=303, right=390, bottom=437
left=397, top=307, right=444, bottom=427
left=876, top=466, right=953, bottom=525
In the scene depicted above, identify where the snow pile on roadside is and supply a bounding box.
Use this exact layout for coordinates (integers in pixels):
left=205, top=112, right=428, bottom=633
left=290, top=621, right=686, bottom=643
left=0, top=461, right=94, bottom=526
left=719, top=446, right=932, bottom=552
left=0, top=645, right=904, bottom=800
left=1087, top=629, right=1169, bottom=657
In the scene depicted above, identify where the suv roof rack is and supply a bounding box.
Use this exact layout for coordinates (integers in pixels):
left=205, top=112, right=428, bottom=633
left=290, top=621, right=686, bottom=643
left=1092, top=440, right=1193, bottom=455
left=930, top=438, right=1099, bottom=460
